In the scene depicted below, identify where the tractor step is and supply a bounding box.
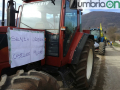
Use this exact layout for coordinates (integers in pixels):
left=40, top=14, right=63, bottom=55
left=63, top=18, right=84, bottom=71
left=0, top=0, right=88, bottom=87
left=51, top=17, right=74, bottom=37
left=57, top=81, right=63, bottom=87
left=58, top=69, right=74, bottom=88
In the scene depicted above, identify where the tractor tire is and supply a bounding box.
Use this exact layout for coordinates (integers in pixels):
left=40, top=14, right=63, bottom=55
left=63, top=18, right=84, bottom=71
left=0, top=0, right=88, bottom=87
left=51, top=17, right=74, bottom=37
left=98, top=42, right=105, bottom=55
left=70, top=39, right=94, bottom=90
left=104, top=41, right=107, bottom=46
left=0, top=70, right=60, bottom=90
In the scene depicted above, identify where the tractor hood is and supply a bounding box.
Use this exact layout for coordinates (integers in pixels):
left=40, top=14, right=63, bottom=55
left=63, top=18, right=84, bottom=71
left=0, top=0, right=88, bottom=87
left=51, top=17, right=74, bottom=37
left=0, top=26, right=45, bottom=63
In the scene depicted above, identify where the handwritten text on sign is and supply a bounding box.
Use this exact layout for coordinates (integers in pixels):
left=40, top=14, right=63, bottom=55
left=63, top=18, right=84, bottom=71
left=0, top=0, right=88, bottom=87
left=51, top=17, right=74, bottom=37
left=7, top=28, right=45, bottom=68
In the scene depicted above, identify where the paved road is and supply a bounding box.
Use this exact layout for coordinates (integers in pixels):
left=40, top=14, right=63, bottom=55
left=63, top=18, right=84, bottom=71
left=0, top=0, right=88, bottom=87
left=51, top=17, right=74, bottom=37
left=89, top=46, right=120, bottom=90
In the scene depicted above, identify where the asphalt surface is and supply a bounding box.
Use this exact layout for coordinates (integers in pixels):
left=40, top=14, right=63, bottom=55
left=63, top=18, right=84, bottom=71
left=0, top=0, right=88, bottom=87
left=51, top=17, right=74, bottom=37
left=89, top=46, right=120, bottom=90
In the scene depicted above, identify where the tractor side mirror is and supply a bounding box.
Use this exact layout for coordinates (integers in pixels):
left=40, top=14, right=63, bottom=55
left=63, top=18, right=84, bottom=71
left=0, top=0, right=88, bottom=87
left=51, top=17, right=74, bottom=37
left=69, top=0, right=77, bottom=9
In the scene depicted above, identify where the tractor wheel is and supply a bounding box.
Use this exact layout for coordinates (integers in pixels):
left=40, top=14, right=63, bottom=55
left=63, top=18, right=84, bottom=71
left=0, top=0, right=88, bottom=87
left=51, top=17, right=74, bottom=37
left=0, top=70, right=60, bottom=90
left=70, top=39, right=94, bottom=90
left=105, top=41, right=107, bottom=46
left=99, top=42, right=105, bottom=55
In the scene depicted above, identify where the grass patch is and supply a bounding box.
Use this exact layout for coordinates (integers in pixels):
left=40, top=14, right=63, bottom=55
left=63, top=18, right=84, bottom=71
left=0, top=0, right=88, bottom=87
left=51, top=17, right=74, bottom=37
left=113, top=42, right=120, bottom=47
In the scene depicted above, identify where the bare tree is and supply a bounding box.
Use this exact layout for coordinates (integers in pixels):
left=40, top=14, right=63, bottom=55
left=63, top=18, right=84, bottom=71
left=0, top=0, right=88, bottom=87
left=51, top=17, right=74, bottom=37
left=115, top=34, right=120, bottom=40
left=107, top=27, right=117, bottom=42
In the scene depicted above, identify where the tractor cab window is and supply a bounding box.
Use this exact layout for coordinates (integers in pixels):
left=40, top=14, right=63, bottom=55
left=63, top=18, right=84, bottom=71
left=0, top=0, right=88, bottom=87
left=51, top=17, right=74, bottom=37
left=91, top=29, right=100, bottom=37
left=63, top=0, right=77, bottom=56
left=20, top=0, right=61, bottom=32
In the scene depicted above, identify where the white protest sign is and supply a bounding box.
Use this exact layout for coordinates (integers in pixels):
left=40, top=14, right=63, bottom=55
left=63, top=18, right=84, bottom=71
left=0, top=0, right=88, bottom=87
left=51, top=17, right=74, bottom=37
left=31, top=32, right=45, bottom=63
left=7, top=27, right=45, bottom=68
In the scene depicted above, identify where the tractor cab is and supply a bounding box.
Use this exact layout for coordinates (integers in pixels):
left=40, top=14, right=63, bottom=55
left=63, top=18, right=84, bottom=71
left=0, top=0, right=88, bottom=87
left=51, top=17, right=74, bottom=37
left=90, top=28, right=100, bottom=42
left=0, top=0, right=84, bottom=68
left=17, top=0, right=82, bottom=66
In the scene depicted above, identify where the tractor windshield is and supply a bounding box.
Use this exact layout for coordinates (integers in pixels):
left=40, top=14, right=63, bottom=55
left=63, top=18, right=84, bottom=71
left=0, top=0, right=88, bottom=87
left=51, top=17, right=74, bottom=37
left=20, top=0, right=61, bottom=33
left=91, top=30, right=100, bottom=37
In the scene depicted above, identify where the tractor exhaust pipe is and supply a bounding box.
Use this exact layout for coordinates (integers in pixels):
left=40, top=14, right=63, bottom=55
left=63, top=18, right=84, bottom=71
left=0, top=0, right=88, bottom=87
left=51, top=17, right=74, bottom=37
left=7, top=0, right=18, bottom=26
left=1, top=0, right=5, bottom=26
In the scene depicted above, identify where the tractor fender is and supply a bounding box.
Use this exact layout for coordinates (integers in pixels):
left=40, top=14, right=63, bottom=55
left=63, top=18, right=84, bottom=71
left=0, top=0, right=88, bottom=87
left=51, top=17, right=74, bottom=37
left=70, top=33, right=94, bottom=64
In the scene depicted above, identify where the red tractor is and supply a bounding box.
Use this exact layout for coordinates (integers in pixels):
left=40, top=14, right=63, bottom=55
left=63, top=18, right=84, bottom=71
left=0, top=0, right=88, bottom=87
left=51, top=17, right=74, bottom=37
left=0, top=0, right=94, bottom=90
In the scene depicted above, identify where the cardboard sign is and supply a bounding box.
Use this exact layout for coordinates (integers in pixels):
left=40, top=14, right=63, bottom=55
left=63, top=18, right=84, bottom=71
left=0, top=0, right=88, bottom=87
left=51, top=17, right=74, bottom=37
left=7, top=27, right=45, bottom=68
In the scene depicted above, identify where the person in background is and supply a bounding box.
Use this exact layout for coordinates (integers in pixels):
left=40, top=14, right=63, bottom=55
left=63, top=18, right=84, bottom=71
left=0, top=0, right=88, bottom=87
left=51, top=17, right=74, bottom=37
left=107, top=40, right=110, bottom=46
left=108, top=42, right=110, bottom=46
left=110, top=41, right=112, bottom=46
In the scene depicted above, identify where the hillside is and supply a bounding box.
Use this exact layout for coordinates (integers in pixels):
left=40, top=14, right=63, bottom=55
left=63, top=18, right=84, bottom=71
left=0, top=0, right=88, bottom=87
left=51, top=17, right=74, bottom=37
left=82, top=11, right=120, bottom=32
